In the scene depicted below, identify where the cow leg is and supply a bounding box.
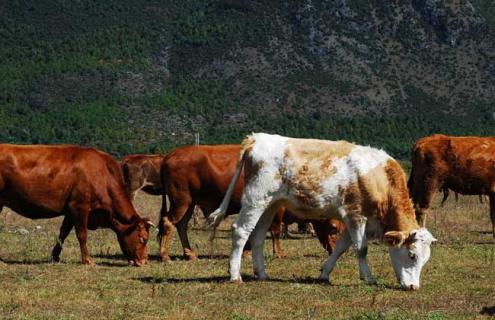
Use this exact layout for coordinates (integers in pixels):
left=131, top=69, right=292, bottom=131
left=230, top=206, right=266, bottom=282
left=158, top=195, right=172, bottom=262
left=51, top=215, right=74, bottom=262
left=319, top=229, right=352, bottom=281
left=72, top=206, right=95, bottom=265
left=250, top=208, right=277, bottom=279
left=175, top=205, right=197, bottom=261
left=270, top=207, right=286, bottom=259
left=489, top=194, right=495, bottom=238
left=345, top=216, right=374, bottom=283
left=440, top=187, right=449, bottom=207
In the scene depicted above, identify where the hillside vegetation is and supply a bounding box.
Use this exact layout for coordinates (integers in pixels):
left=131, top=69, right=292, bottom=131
left=1, top=0, right=495, bottom=157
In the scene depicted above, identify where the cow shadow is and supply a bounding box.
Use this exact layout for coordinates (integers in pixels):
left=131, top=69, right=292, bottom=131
left=0, top=256, right=130, bottom=267
left=93, top=253, right=229, bottom=262
left=480, top=306, right=495, bottom=316
left=134, top=275, right=397, bottom=289
left=0, top=257, right=51, bottom=265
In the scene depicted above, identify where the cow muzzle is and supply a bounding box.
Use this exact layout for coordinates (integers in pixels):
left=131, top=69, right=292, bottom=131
left=129, top=259, right=149, bottom=267
left=402, top=283, right=419, bottom=291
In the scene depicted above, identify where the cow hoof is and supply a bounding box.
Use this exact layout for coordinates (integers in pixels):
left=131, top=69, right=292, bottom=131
left=82, top=258, right=96, bottom=266
left=159, top=256, right=172, bottom=264
left=184, top=253, right=198, bottom=261
left=254, top=273, right=269, bottom=281
left=51, top=256, right=61, bottom=263
left=274, top=253, right=287, bottom=259
left=230, top=278, right=243, bottom=284
left=318, top=274, right=330, bottom=282
left=360, top=276, right=376, bottom=285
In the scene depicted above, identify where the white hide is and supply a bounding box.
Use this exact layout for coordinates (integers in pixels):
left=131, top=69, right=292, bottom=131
left=216, top=133, right=434, bottom=290
left=389, top=228, right=437, bottom=290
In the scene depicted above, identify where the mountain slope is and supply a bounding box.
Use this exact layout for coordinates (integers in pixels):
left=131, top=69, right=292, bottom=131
left=1, top=0, right=494, bottom=158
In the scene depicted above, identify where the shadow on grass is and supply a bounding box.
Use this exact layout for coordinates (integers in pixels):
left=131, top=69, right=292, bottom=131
left=134, top=275, right=397, bottom=289
left=0, top=257, right=131, bottom=267
left=0, top=257, right=51, bottom=265
left=93, top=253, right=230, bottom=262
left=480, top=306, right=495, bottom=316
left=473, top=230, right=493, bottom=235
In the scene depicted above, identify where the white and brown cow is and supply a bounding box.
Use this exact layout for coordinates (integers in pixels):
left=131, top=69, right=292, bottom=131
left=210, top=133, right=436, bottom=290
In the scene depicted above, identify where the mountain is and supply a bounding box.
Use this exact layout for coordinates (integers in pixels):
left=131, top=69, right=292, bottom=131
left=1, top=0, right=494, bottom=158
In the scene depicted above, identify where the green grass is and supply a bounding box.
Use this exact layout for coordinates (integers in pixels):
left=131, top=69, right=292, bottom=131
left=0, top=192, right=493, bottom=319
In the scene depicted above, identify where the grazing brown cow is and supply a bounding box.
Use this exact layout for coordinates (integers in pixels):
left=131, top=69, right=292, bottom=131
left=156, top=145, right=343, bottom=262
left=408, top=134, right=495, bottom=236
left=0, top=144, right=153, bottom=265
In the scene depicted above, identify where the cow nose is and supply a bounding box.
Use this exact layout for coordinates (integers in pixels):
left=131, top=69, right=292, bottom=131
left=408, top=284, right=419, bottom=291
left=132, top=259, right=148, bottom=267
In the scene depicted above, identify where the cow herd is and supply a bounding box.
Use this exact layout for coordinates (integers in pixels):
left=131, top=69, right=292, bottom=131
left=0, top=133, right=493, bottom=291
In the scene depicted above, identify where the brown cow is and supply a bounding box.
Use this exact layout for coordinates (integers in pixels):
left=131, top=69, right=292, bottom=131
left=0, top=144, right=153, bottom=265
left=121, top=154, right=164, bottom=200
left=156, top=145, right=343, bottom=262
left=408, top=134, right=495, bottom=236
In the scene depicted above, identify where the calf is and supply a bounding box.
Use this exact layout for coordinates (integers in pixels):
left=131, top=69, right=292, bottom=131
left=0, top=144, right=153, bottom=265
left=211, top=133, right=436, bottom=290
left=409, top=134, right=495, bottom=237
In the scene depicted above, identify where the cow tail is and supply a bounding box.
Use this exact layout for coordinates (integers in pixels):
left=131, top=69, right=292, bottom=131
left=208, top=136, right=253, bottom=240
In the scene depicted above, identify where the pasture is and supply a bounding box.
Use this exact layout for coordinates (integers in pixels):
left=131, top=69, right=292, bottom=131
left=0, top=192, right=493, bottom=319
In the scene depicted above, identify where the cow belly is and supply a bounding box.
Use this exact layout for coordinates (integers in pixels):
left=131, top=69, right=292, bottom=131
left=280, top=200, right=341, bottom=220
left=446, top=178, right=491, bottom=195
left=3, top=201, right=63, bottom=219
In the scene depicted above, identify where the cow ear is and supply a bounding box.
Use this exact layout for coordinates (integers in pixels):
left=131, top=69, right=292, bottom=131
left=112, top=218, right=128, bottom=234
left=384, top=231, right=409, bottom=247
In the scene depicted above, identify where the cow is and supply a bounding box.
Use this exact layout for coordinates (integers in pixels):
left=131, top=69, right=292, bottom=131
left=408, top=134, right=495, bottom=237
left=0, top=144, right=153, bottom=265
left=155, top=145, right=344, bottom=262
left=210, top=133, right=436, bottom=290
left=121, top=154, right=164, bottom=201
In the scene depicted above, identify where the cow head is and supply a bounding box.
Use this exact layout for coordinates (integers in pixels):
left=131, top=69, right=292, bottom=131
left=113, top=217, right=155, bottom=266
left=384, top=228, right=437, bottom=290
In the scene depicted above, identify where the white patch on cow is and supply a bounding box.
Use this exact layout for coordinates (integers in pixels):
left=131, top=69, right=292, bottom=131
left=242, top=133, right=288, bottom=209
left=388, top=228, right=436, bottom=290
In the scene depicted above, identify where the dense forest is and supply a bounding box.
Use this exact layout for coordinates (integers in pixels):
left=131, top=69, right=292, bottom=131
left=1, top=0, right=494, bottom=158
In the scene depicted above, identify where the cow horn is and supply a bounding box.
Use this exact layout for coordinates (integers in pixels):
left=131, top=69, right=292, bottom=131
left=383, top=231, right=409, bottom=247
left=145, top=220, right=156, bottom=228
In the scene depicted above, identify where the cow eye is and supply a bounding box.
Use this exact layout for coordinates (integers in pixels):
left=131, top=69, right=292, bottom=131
left=140, top=237, right=147, bottom=244
left=408, top=251, right=417, bottom=261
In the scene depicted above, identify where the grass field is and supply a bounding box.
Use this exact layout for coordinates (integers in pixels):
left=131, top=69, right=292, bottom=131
left=0, top=192, right=493, bottom=319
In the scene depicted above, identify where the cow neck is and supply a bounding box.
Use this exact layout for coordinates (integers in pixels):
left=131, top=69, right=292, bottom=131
left=381, top=160, right=419, bottom=233
left=111, top=189, right=140, bottom=224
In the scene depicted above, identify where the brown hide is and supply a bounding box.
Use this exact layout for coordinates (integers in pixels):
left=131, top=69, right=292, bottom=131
left=121, top=154, right=164, bottom=200
left=0, top=144, right=151, bottom=265
left=156, top=145, right=344, bottom=261
left=409, top=135, right=495, bottom=236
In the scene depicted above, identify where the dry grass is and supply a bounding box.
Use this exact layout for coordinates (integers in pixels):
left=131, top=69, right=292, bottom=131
left=0, top=192, right=493, bottom=319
